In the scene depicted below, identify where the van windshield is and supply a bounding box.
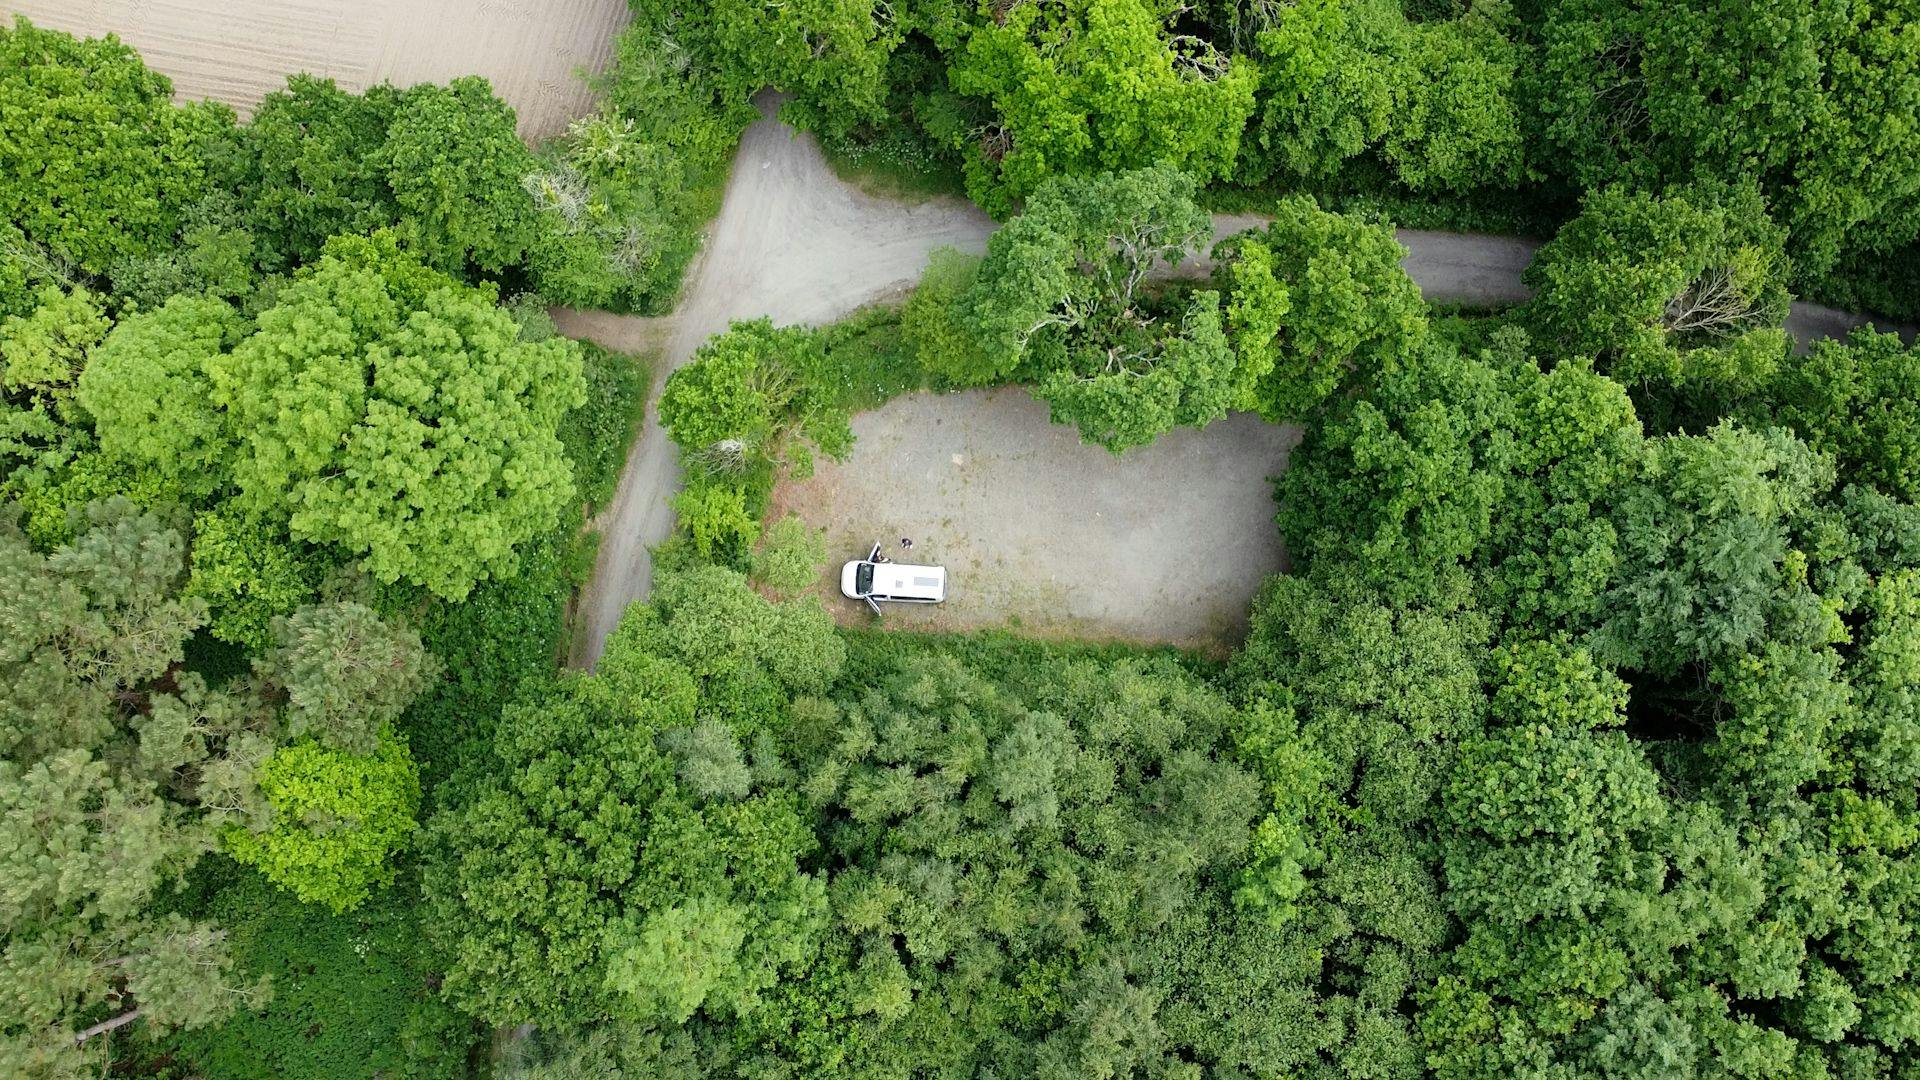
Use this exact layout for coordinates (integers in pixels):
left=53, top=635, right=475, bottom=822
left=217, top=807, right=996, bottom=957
left=855, top=562, right=874, bottom=595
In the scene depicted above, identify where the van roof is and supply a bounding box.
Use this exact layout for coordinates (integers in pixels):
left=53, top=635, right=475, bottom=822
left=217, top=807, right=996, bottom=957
left=872, top=562, right=946, bottom=599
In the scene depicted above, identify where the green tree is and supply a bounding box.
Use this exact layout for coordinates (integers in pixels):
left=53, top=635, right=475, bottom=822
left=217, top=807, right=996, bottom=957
left=1216, top=196, right=1426, bottom=420
left=659, top=319, right=851, bottom=479
left=74, top=293, right=241, bottom=486
left=1239, top=0, right=1398, bottom=184
left=749, top=515, right=827, bottom=599
left=627, top=0, right=901, bottom=140
left=0, top=501, right=272, bottom=1075
left=1, top=285, right=110, bottom=407
left=210, top=235, right=587, bottom=599
left=256, top=602, right=439, bottom=755
left=956, top=167, right=1253, bottom=449
left=949, top=0, right=1259, bottom=215
left=223, top=731, right=422, bottom=914
left=1383, top=1, right=1526, bottom=193
left=239, top=75, right=402, bottom=269
left=1532, top=0, right=1920, bottom=275
left=0, top=19, right=235, bottom=277
left=183, top=507, right=326, bottom=652
left=378, top=77, right=540, bottom=274
left=1761, top=329, right=1920, bottom=501
left=1595, top=423, right=1831, bottom=674
left=900, top=247, right=989, bottom=385
left=421, top=584, right=827, bottom=1028
left=1524, top=186, right=1793, bottom=398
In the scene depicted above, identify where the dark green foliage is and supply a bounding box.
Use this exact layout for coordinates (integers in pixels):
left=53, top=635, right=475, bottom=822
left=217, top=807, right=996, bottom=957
left=420, top=567, right=836, bottom=1029
left=152, top=863, right=477, bottom=1080
left=558, top=344, right=653, bottom=511
left=1531, top=0, right=1920, bottom=278
left=240, top=75, right=403, bottom=270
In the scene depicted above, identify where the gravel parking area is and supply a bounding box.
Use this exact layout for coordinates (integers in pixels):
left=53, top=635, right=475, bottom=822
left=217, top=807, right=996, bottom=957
left=768, top=389, right=1302, bottom=649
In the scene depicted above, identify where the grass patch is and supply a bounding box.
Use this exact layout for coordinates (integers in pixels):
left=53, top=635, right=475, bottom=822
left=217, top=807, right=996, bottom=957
left=817, top=130, right=970, bottom=205
left=819, top=305, right=935, bottom=412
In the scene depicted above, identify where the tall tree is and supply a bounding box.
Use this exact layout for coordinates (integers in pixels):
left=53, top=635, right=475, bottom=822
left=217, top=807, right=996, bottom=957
left=955, top=167, right=1253, bottom=450
left=209, top=234, right=586, bottom=599
left=1523, top=185, right=1793, bottom=401
left=1532, top=0, right=1920, bottom=276
left=1216, top=196, right=1427, bottom=421
left=949, top=0, right=1259, bottom=215
left=0, top=501, right=271, bottom=1076
left=0, top=18, right=237, bottom=278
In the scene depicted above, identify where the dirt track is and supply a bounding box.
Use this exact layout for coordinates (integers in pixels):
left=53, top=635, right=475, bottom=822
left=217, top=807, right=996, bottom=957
left=5, top=0, right=628, bottom=139
left=555, top=94, right=994, bottom=665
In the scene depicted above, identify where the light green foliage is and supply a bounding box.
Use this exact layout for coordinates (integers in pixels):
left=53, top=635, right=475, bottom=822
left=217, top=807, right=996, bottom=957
left=223, top=731, right=422, bottom=914
left=210, top=235, right=587, bottom=599
left=1382, top=1, right=1527, bottom=193
left=1762, top=329, right=1920, bottom=501
left=1217, top=196, right=1426, bottom=420
left=899, top=247, right=988, bottom=384
left=1240, top=0, right=1524, bottom=192
left=379, top=77, right=539, bottom=274
left=950, top=0, right=1259, bottom=215
left=1241, top=0, right=1398, bottom=183
left=74, top=293, right=241, bottom=484
left=749, top=514, right=827, bottom=599
left=257, top=602, right=438, bottom=755
left=1533, top=0, right=1920, bottom=275
left=0, top=18, right=233, bottom=277
left=660, top=319, right=852, bottom=478
left=603, top=896, right=751, bottom=1024
left=0, top=501, right=272, bottom=1074
left=1524, top=186, right=1793, bottom=397
left=670, top=480, right=761, bottom=567
left=1, top=285, right=109, bottom=404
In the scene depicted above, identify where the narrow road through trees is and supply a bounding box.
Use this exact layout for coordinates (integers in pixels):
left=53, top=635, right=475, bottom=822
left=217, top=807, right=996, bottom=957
left=559, top=93, right=1918, bottom=667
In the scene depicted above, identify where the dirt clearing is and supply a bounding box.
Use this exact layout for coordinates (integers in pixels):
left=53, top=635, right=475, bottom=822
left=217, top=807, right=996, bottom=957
left=768, top=390, right=1302, bottom=650
left=6, top=0, right=629, bottom=139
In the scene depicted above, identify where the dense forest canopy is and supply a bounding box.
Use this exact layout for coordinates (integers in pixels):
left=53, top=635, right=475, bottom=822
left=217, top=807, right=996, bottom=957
left=3, top=2, right=1920, bottom=1079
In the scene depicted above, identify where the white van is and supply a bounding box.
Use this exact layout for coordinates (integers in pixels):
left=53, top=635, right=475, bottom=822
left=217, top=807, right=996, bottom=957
left=841, top=543, right=947, bottom=615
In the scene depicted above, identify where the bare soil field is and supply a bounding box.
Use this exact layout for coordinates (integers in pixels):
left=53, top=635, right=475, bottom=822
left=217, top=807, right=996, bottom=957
left=768, top=391, right=1302, bottom=650
left=5, top=0, right=629, bottom=139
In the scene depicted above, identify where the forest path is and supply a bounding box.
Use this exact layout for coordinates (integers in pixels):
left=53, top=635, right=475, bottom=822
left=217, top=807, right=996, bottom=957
left=558, top=93, right=1917, bottom=667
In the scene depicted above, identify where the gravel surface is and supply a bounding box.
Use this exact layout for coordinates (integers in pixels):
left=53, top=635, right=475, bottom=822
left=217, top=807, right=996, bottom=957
left=557, top=94, right=993, bottom=665
left=768, top=391, right=1299, bottom=649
